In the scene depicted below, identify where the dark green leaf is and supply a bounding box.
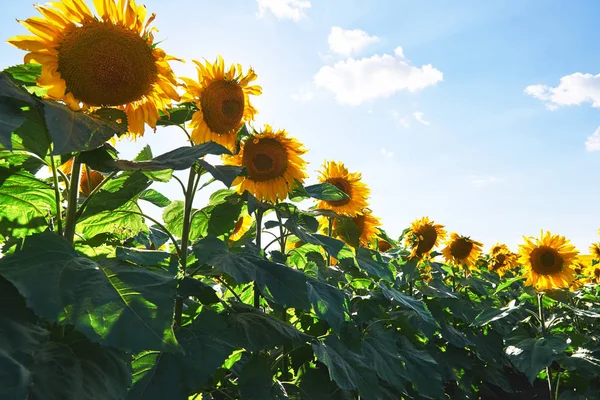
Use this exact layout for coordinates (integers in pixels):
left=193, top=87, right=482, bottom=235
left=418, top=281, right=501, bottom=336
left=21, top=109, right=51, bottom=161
left=380, top=283, right=437, bottom=327
left=307, top=277, right=349, bottom=332
left=362, top=324, right=408, bottom=392
left=177, top=278, right=220, bottom=304
left=128, top=351, right=185, bottom=400
left=238, top=357, right=274, bottom=400
left=472, top=300, right=521, bottom=326
left=356, top=248, right=394, bottom=281
left=397, top=337, right=444, bottom=399
left=505, top=336, right=569, bottom=384
left=0, top=169, right=55, bottom=238
left=304, top=182, right=349, bottom=201
left=206, top=201, right=243, bottom=237
left=139, top=189, right=171, bottom=208
left=198, top=159, right=242, bottom=188
left=163, top=201, right=207, bottom=240
left=0, top=232, right=180, bottom=354
left=80, top=171, right=151, bottom=217
left=115, top=247, right=176, bottom=275
left=156, top=103, right=196, bottom=126
left=0, top=98, right=24, bottom=149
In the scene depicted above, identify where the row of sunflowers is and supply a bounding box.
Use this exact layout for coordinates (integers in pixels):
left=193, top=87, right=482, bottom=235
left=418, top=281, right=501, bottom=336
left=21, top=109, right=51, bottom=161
left=2, top=0, right=600, bottom=399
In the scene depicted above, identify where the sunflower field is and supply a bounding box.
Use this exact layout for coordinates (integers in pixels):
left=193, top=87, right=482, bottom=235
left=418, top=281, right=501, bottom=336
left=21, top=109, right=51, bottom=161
left=2, top=1, right=600, bottom=400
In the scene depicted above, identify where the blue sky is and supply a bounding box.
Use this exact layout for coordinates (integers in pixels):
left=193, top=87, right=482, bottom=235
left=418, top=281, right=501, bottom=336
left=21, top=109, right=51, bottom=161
left=2, top=0, right=600, bottom=253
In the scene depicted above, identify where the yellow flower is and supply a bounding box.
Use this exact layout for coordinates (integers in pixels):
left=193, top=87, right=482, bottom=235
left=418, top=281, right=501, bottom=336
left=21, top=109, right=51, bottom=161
left=224, top=125, right=307, bottom=203
left=583, top=263, right=600, bottom=285
left=404, top=217, right=446, bottom=259
left=79, top=165, right=104, bottom=197
left=316, top=161, right=370, bottom=217
left=488, top=243, right=519, bottom=276
left=8, top=0, right=180, bottom=137
left=589, top=243, right=600, bottom=260
left=181, top=56, right=261, bottom=152
left=229, top=213, right=252, bottom=242
left=442, top=232, right=483, bottom=268
left=333, top=209, right=381, bottom=249
left=518, top=230, right=579, bottom=291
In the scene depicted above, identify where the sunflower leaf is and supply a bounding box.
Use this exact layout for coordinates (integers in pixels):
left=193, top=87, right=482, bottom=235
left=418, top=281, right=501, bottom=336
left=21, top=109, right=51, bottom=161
left=305, top=182, right=349, bottom=201
left=197, top=159, right=242, bottom=188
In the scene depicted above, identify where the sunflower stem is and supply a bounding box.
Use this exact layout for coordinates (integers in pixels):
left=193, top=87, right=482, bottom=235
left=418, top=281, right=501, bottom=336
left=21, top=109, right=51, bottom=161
left=327, top=216, right=334, bottom=265
left=174, top=164, right=198, bottom=327
left=275, top=208, right=290, bottom=380
left=253, top=208, right=264, bottom=309
left=538, top=293, right=553, bottom=398
left=74, top=171, right=118, bottom=221
left=64, top=156, right=82, bottom=244
left=49, top=156, right=63, bottom=236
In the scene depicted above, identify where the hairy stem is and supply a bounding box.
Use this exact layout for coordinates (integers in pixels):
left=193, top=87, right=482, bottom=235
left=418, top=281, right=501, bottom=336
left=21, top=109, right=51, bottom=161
left=49, top=156, right=63, bottom=236
left=64, top=156, right=82, bottom=244
left=253, top=208, right=264, bottom=309
left=538, top=293, right=553, bottom=398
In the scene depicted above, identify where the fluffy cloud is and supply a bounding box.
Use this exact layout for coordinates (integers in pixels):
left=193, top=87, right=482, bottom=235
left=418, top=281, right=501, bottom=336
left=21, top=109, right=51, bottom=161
left=291, top=88, right=313, bottom=102
left=525, top=73, right=600, bottom=109
left=314, top=51, right=443, bottom=106
left=413, top=111, right=430, bottom=126
left=328, top=26, right=380, bottom=56
left=585, top=126, right=600, bottom=152
left=256, top=0, right=311, bottom=21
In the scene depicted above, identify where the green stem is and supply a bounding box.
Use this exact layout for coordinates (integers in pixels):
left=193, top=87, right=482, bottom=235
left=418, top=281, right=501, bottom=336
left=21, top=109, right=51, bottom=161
left=327, top=216, right=334, bottom=265
left=253, top=208, right=264, bottom=309
left=275, top=209, right=290, bottom=380
left=174, top=165, right=198, bottom=327
left=74, top=171, right=118, bottom=220
left=538, top=293, right=553, bottom=398
left=64, top=157, right=82, bottom=244
left=49, top=156, right=63, bottom=236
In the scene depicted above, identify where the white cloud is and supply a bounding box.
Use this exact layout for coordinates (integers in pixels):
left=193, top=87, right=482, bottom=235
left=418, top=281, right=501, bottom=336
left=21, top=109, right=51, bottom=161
left=380, top=148, right=394, bottom=158
left=413, top=111, right=430, bottom=126
left=470, top=175, right=501, bottom=187
left=256, top=0, right=311, bottom=21
left=394, top=46, right=405, bottom=58
left=585, top=126, right=600, bottom=152
left=391, top=111, right=410, bottom=128
left=314, top=51, right=443, bottom=106
left=525, top=72, right=600, bottom=109
left=291, top=88, right=313, bottom=102
left=328, top=26, right=380, bottom=56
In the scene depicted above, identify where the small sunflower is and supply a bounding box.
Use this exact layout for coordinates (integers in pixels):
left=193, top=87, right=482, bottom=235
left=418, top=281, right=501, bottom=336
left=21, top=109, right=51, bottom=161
left=488, top=243, right=519, bottom=276
left=181, top=56, right=261, bottom=151
left=518, top=230, right=579, bottom=291
left=378, top=239, right=393, bottom=252
left=405, top=217, right=446, bottom=259
left=583, top=263, right=600, bottom=285
left=590, top=243, right=600, bottom=260
left=333, top=209, right=381, bottom=248
left=229, top=213, right=252, bottom=242
left=224, top=125, right=307, bottom=203
left=316, top=161, right=370, bottom=217
left=442, top=232, right=483, bottom=268
left=8, top=0, right=180, bottom=137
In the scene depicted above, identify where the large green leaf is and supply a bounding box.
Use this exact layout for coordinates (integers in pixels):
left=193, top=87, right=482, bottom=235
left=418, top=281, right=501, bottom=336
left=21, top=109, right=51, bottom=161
left=471, top=300, right=521, bottom=326
left=238, top=357, right=274, bottom=400
left=3, top=64, right=42, bottom=86
left=312, top=335, right=381, bottom=399
left=228, top=303, right=310, bottom=351
left=176, top=310, right=238, bottom=390
left=356, top=248, right=394, bottom=281
left=361, top=324, right=408, bottom=393
left=284, top=218, right=345, bottom=258
left=380, top=283, right=437, bottom=327
left=138, top=189, right=171, bottom=208
left=128, top=351, right=185, bottom=400
left=0, top=232, right=180, bottom=354
left=307, top=277, right=349, bottom=332
left=397, top=337, right=444, bottom=399
left=505, top=335, right=569, bottom=384
left=304, top=182, right=349, bottom=201
left=77, top=200, right=147, bottom=240
left=198, top=159, right=242, bottom=188
left=0, top=98, right=24, bottom=149
left=0, top=169, right=55, bottom=238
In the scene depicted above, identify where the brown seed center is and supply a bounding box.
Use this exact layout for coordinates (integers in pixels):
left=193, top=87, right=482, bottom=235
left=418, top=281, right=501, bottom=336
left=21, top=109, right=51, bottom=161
left=415, top=225, right=438, bottom=256
left=531, top=247, right=563, bottom=275
left=243, top=138, right=288, bottom=182
left=57, top=21, right=158, bottom=106
left=200, top=80, right=245, bottom=134
left=450, top=238, right=473, bottom=260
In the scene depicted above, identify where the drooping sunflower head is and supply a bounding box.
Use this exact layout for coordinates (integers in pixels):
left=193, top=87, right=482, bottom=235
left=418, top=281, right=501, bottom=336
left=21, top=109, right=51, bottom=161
left=589, top=243, right=600, bottom=260
left=404, top=217, right=446, bottom=259
left=229, top=213, right=253, bottom=243
left=224, top=125, right=307, bottom=203
left=518, top=230, right=579, bottom=291
left=316, top=161, right=370, bottom=217
left=9, top=0, right=181, bottom=137
left=181, top=56, right=261, bottom=151
left=442, top=232, right=483, bottom=268
left=333, top=209, right=381, bottom=249
left=488, top=243, right=519, bottom=276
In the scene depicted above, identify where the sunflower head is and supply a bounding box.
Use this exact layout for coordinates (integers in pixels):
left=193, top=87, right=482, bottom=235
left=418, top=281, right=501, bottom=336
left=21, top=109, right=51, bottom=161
left=9, top=0, right=181, bottom=137
left=181, top=56, right=262, bottom=151
left=404, top=217, right=446, bottom=259
left=584, top=263, right=600, bottom=284
left=224, top=125, right=307, bottom=203
left=79, top=165, right=104, bottom=197
left=518, top=230, right=579, bottom=291
left=229, top=213, right=253, bottom=243
left=333, top=209, right=381, bottom=249
left=589, top=243, right=600, bottom=259
left=316, top=161, right=370, bottom=217
left=442, top=232, right=483, bottom=268
left=488, top=243, right=519, bottom=276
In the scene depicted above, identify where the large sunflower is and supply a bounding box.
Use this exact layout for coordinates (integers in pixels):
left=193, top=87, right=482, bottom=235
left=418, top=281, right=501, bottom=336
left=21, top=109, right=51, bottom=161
left=316, top=161, right=370, bottom=217
left=442, top=232, right=483, bottom=268
left=518, top=231, right=579, bottom=291
left=181, top=57, right=261, bottom=151
left=405, top=217, right=446, bottom=259
left=224, top=125, right=307, bottom=203
left=333, top=209, right=381, bottom=249
left=8, top=0, right=180, bottom=137
left=488, top=243, right=519, bottom=276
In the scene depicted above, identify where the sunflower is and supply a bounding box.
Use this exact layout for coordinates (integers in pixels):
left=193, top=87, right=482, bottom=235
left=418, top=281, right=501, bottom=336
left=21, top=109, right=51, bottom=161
left=181, top=57, right=261, bottom=151
left=79, top=165, right=104, bottom=197
left=518, top=230, right=579, bottom=291
left=8, top=0, right=180, bottom=137
left=316, top=161, right=370, bottom=217
left=583, top=263, right=600, bottom=285
left=590, top=243, right=600, bottom=260
left=224, top=125, right=307, bottom=203
left=487, top=243, right=519, bottom=276
left=442, top=232, right=483, bottom=268
left=378, top=239, right=393, bottom=252
left=405, top=217, right=446, bottom=259
left=333, top=209, right=381, bottom=249
left=229, top=213, right=252, bottom=242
